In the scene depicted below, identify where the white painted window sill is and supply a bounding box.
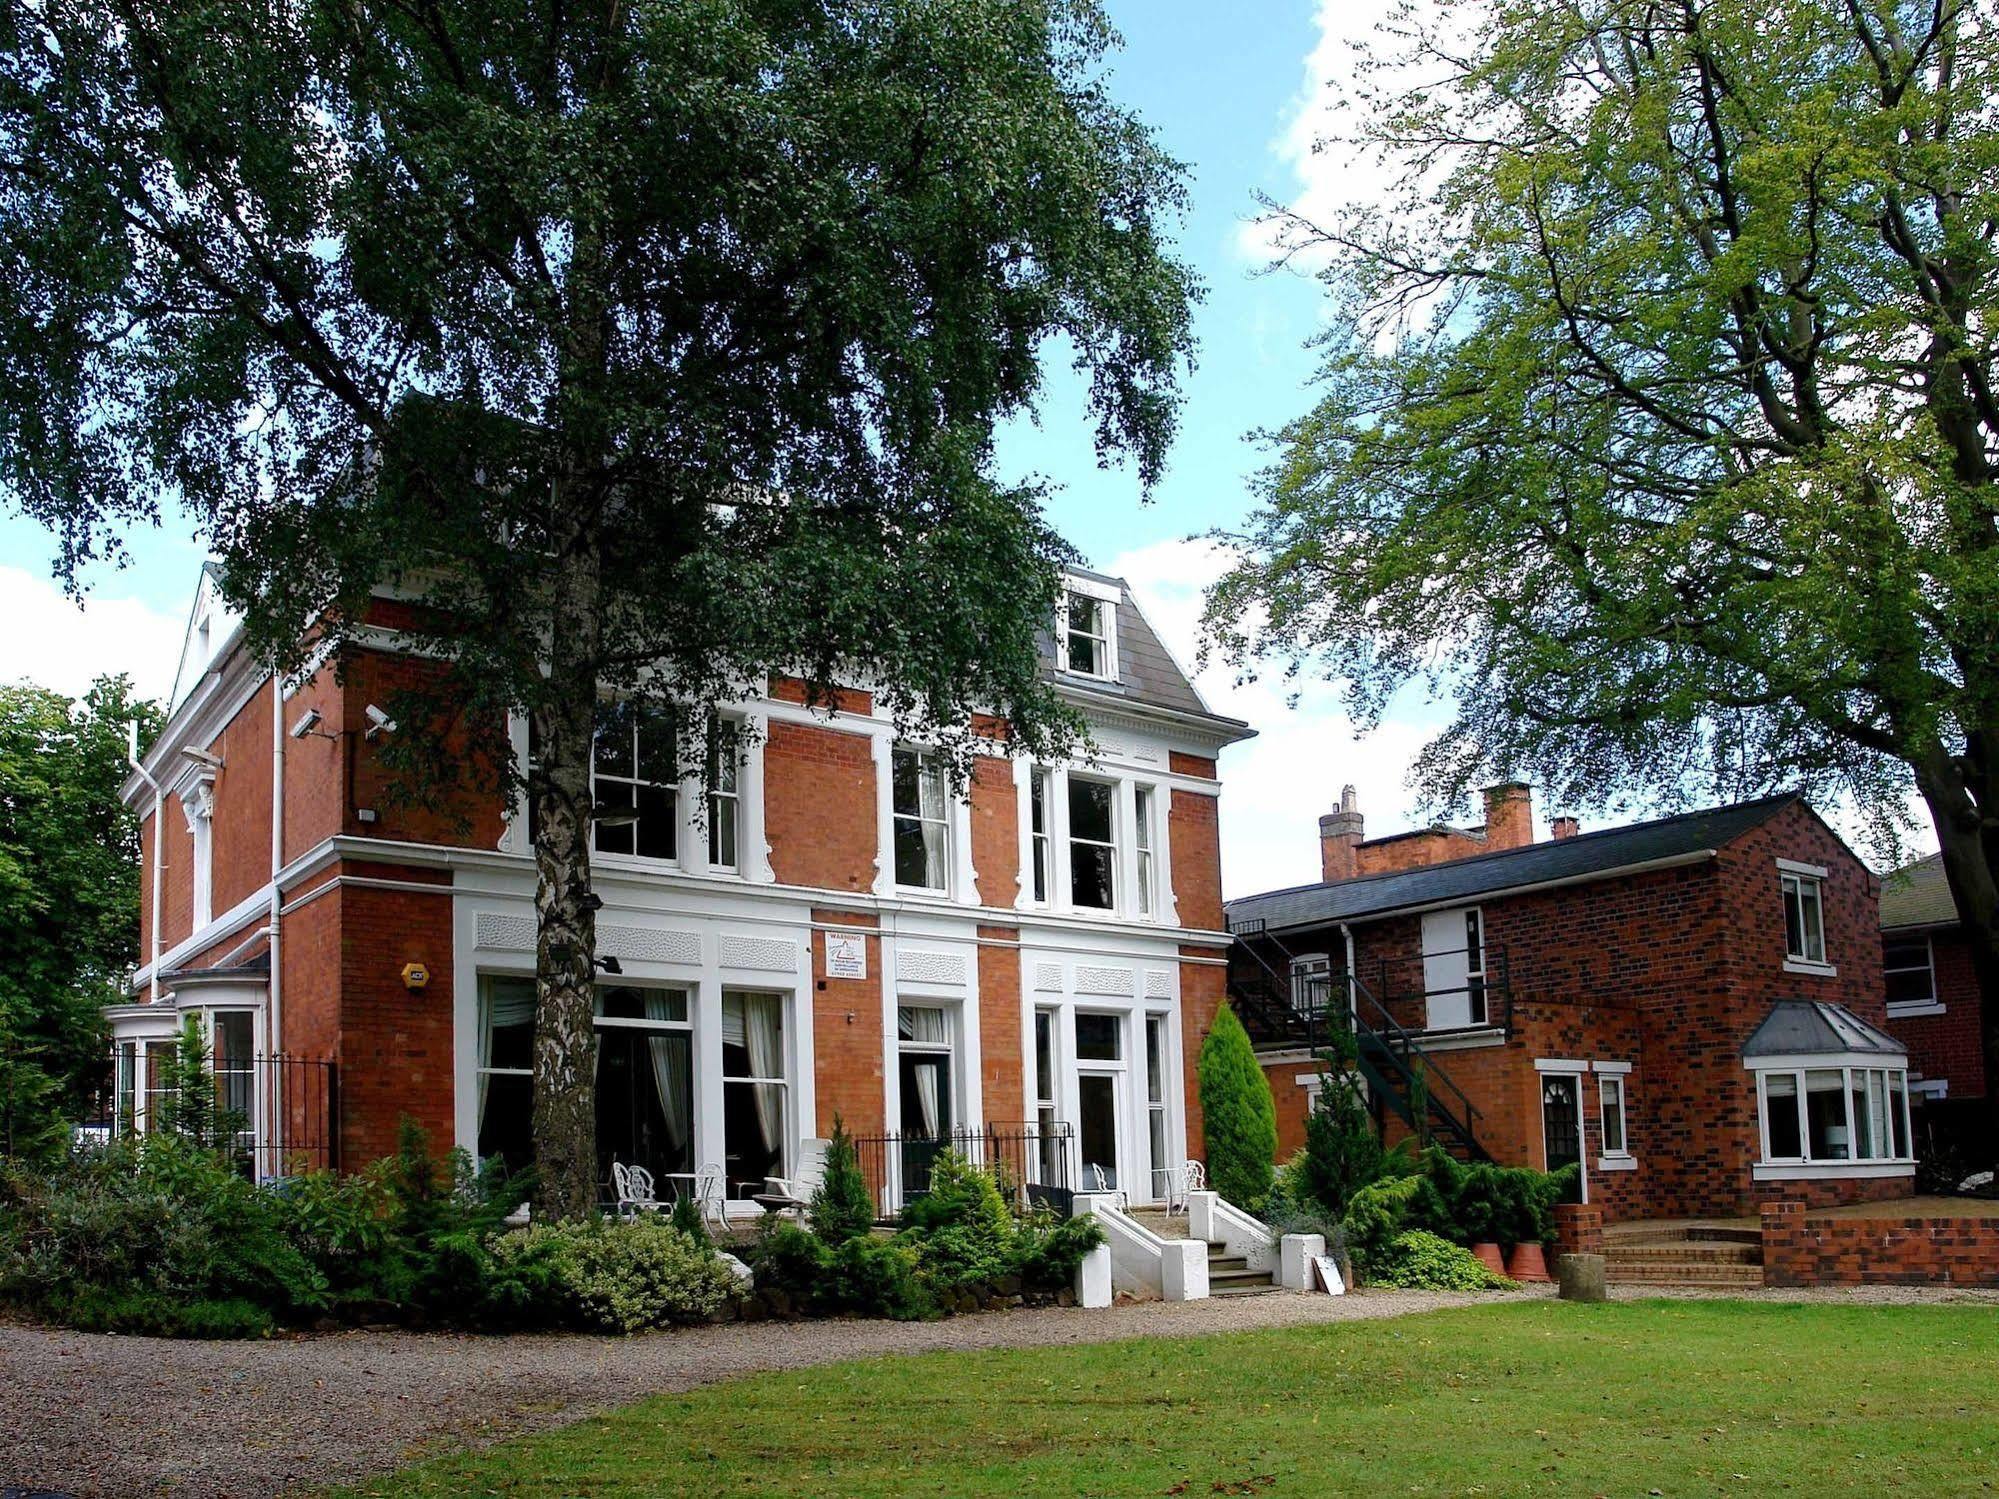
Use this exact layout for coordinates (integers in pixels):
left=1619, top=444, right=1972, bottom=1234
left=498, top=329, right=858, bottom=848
left=1417, top=1026, right=1507, bottom=1052
left=1752, top=1160, right=1915, bottom=1182
left=1782, top=958, right=1838, bottom=978
left=1596, top=1154, right=1638, bottom=1173
left=1886, top=1001, right=1946, bottom=1019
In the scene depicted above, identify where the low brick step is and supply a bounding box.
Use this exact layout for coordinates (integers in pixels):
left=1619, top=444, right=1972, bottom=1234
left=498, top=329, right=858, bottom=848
left=1606, top=1243, right=1761, bottom=1266
left=1605, top=1225, right=1761, bottom=1247
left=1607, top=1261, right=1764, bottom=1286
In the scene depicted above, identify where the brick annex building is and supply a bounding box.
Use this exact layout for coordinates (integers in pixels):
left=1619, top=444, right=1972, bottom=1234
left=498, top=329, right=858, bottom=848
left=110, top=563, right=1252, bottom=1213
left=1880, top=853, right=1988, bottom=1163
left=1227, top=786, right=1918, bottom=1221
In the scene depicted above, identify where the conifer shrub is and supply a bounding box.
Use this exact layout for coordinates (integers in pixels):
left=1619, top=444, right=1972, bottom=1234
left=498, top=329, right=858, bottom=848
left=1196, top=1005, right=1277, bottom=1210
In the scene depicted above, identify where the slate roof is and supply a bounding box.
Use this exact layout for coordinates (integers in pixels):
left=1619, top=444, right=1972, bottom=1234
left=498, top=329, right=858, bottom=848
left=1879, top=852, right=1959, bottom=931
left=1042, top=568, right=1251, bottom=737
left=1226, top=792, right=1801, bottom=932
left=1741, top=1000, right=1906, bottom=1060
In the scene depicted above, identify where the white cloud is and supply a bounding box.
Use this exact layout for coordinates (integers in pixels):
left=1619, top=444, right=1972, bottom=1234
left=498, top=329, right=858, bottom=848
left=1109, top=537, right=1442, bottom=898
left=0, top=565, right=185, bottom=706
left=1238, top=0, right=1417, bottom=269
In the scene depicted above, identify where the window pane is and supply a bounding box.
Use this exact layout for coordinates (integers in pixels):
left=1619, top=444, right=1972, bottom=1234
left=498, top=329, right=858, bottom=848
left=1071, top=841, right=1116, bottom=910
left=635, top=707, right=676, bottom=785
left=633, top=783, right=677, bottom=860
left=894, top=817, right=946, bottom=889
left=1034, top=1010, right=1055, bottom=1103
left=484, top=977, right=537, bottom=1069
left=892, top=749, right=922, bottom=817
left=1146, top=1015, right=1166, bottom=1104
left=1890, top=1072, right=1910, bottom=1157
left=1069, top=780, right=1114, bottom=844
left=1885, top=968, right=1933, bottom=1005
left=1782, top=878, right=1803, bottom=956
left=1805, top=1069, right=1847, bottom=1159
left=1076, top=1012, right=1120, bottom=1062
left=709, top=796, right=737, bottom=867
left=593, top=779, right=636, bottom=855
left=477, top=1072, right=534, bottom=1178
left=1764, top=1072, right=1803, bottom=1159
left=1600, top=1077, right=1625, bottom=1154
left=1802, top=883, right=1825, bottom=962
left=595, top=715, right=632, bottom=777
left=1867, top=1070, right=1888, bottom=1161
left=917, top=757, right=946, bottom=821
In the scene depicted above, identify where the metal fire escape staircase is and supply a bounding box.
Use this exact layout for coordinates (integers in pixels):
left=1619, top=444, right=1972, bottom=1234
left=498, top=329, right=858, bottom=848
left=1226, top=920, right=1492, bottom=1163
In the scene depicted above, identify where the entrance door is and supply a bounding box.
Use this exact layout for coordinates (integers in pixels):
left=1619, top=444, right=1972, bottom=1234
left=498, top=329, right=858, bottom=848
left=1541, top=1073, right=1585, bottom=1199
left=1078, top=1071, right=1121, bottom=1191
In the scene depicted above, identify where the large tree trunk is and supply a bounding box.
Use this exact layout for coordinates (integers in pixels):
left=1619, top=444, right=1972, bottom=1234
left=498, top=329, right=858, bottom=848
left=1914, top=743, right=1999, bottom=1173
left=529, top=533, right=604, bottom=1221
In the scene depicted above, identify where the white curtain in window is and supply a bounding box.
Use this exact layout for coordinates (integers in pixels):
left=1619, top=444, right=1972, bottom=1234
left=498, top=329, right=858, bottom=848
left=902, top=1006, right=948, bottom=1137
left=480, top=983, right=536, bottom=1130
left=644, top=991, right=692, bottom=1153
left=742, top=993, right=784, bottom=1153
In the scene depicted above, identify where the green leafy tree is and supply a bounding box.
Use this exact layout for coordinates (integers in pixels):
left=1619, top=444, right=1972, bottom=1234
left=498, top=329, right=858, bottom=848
left=0, top=1, right=1197, bottom=1214
left=1196, top=1004, right=1276, bottom=1209
left=808, top=1114, right=876, bottom=1248
left=1301, top=1059, right=1385, bottom=1220
left=1209, top=0, right=1999, bottom=1156
left=0, top=676, right=160, bottom=1159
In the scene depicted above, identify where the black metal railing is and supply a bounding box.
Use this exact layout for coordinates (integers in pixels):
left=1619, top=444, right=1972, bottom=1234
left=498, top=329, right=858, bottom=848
left=116, top=1054, right=338, bottom=1179
left=848, top=1121, right=1076, bottom=1221
left=1360, top=946, right=1512, bottom=1035
left=1226, top=934, right=1492, bottom=1162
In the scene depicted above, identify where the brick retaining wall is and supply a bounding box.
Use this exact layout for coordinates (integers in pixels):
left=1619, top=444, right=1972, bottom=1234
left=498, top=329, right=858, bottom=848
left=1761, top=1199, right=1999, bottom=1287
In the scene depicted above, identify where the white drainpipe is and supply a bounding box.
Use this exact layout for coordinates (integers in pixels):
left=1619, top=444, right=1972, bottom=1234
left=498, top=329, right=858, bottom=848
left=269, top=672, right=286, bottom=1176
left=127, top=721, right=164, bottom=1006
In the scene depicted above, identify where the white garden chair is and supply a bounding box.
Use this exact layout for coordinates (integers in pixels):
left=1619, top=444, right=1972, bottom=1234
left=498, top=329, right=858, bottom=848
left=611, top=1160, right=665, bottom=1217
left=1166, top=1158, right=1206, bottom=1217
left=762, top=1137, right=830, bottom=1214
left=691, top=1161, right=728, bottom=1231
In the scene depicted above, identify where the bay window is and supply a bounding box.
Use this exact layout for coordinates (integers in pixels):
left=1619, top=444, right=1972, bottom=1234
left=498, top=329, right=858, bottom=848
left=1756, top=1063, right=1913, bottom=1165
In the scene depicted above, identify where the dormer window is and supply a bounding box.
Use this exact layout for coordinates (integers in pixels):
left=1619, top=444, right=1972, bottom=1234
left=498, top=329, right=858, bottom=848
left=1061, top=589, right=1116, bottom=680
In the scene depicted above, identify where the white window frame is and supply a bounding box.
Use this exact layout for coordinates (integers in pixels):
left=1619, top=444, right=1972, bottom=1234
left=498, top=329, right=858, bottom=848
left=705, top=714, right=742, bottom=872
left=890, top=746, right=951, bottom=893
left=1778, top=861, right=1833, bottom=972
left=1750, top=1059, right=1915, bottom=1176
left=1134, top=784, right=1158, bottom=918
left=721, top=988, right=792, bottom=1199
left=1029, top=766, right=1054, bottom=905
left=1144, top=1012, right=1172, bottom=1202
left=1597, top=1070, right=1630, bottom=1161
left=1883, top=933, right=1942, bottom=1017
left=1066, top=774, right=1120, bottom=913
left=1058, top=588, right=1118, bottom=681
left=589, top=702, right=680, bottom=863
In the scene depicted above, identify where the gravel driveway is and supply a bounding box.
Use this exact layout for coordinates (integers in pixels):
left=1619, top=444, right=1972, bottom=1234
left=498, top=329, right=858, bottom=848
left=5, top=1283, right=1994, bottom=1499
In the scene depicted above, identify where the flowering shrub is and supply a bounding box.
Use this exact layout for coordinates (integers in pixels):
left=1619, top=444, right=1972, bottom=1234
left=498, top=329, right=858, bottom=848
left=494, top=1216, right=740, bottom=1333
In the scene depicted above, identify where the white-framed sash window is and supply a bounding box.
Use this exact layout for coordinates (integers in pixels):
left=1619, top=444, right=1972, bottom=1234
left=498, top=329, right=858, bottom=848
left=1780, top=868, right=1828, bottom=966
left=1067, top=776, right=1118, bottom=911
left=891, top=748, right=950, bottom=891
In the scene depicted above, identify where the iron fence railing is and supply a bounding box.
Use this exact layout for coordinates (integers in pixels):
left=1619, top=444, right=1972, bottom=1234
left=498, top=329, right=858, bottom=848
left=848, top=1121, right=1076, bottom=1221
left=114, top=1053, right=337, bottom=1179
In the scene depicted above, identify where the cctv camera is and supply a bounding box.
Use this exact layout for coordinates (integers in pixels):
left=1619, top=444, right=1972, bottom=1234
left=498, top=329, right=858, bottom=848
left=363, top=704, right=397, bottom=739
left=288, top=708, right=323, bottom=740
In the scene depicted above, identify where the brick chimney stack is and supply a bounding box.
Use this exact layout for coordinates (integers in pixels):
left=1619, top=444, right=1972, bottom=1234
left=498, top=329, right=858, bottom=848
left=1550, top=815, right=1581, bottom=841
left=1319, top=784, right=1365, bottom=883
left=1481, top=782, right=1534, bottom=850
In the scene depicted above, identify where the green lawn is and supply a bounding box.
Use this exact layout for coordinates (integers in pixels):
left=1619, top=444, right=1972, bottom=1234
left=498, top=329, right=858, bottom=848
left=347, top=1301, right=1999, bottom=1497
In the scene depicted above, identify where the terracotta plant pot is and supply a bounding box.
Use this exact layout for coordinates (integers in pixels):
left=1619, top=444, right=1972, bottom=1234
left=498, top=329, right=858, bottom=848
left=1472, top=1242, right=1507, bottom=1277
left=1506, top=1241, right=1551, bottom=1283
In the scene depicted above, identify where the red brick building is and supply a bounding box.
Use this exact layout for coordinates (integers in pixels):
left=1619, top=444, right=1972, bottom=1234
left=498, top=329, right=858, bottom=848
left=1228, top=787, right=1916, bottom=1221
left=110, top=564, right=1251, bottom=1212
left=1880, top=853, right=1987, bottom=1164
